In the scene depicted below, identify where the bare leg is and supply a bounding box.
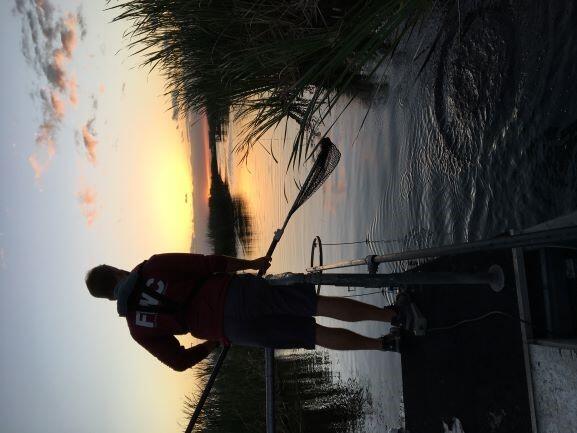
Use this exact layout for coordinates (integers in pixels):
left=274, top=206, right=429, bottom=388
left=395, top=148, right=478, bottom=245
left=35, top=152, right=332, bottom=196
left=316, top=295, right=396, bottom=322
left=315, top=324, right=383, bottom=350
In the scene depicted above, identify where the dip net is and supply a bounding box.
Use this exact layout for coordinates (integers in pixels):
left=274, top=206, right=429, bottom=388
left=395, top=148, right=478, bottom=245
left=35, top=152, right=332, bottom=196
left=288, top=137, right=341, bottom=219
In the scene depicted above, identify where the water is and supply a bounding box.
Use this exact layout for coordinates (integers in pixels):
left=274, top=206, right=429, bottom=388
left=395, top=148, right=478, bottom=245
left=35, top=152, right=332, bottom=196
left=205, top=1, right=577, bottom=430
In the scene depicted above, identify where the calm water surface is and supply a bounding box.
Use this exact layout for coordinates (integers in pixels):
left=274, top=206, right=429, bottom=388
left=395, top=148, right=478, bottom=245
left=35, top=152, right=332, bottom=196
left=211, top=1, right=577, bottom=430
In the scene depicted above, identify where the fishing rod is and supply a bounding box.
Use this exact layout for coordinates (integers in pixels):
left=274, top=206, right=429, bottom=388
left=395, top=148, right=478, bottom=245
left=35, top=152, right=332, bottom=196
left=184, top=137, right=341, bottom=433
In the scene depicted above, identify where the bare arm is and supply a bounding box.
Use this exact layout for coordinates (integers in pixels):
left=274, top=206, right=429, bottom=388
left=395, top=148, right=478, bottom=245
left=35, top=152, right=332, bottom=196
left=148, top=253, right=270, bottom=275
left=133, top=335, right=219, bottom=372
left=224, top=256, right=271, bottom=273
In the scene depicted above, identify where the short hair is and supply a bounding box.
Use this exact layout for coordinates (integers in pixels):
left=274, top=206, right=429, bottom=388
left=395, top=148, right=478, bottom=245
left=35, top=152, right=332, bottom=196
left=85, top=265, right=117, bottom=299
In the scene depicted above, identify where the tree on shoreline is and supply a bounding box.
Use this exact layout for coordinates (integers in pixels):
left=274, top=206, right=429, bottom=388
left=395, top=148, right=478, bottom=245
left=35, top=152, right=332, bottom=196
left=206, top=115, right=253, bottom=257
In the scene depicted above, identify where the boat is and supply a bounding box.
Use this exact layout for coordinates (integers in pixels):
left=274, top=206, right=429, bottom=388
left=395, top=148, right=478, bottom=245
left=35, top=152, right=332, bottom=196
left=299, top=211, right=577, bottom=433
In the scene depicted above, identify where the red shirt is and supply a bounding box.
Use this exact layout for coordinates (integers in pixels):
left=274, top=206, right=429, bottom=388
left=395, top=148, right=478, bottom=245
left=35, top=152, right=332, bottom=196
left=126, top=253, right=232, bottom=371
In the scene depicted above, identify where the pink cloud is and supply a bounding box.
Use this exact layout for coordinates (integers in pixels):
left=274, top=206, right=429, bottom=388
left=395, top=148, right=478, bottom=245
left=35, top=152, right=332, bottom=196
left=83, top=209, right=97, bottom=225
left=28, top=154, right=46, bottom=179
left=50, top=91, right=65, bottom=118
left=29, top=120, right=56, bottom=180
left=14, top=2, right=89, bottom=182
left=82, top=119, right=97, bottom=164
left=77, top=187, right=98, bottom=226
left=35, top=0, right=48, bottom=10
left=61, top=13, right=77, bottom=58
left=48, top=48, right=68, bottom=91
left=68, top=73, right=78, bottom=105
left=78, top=187, right=96, bottom=205
left=36, top=121, right=56, bottom=157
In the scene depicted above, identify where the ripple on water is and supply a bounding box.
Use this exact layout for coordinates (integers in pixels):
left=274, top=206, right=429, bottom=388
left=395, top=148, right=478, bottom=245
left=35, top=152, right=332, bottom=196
left=434, top=5, right=518, bottom=167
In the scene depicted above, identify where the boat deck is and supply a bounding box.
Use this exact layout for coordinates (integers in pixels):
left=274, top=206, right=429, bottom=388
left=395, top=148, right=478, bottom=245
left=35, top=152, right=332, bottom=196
left=529, top=342, right=577, bottom=433
left=400, top=230, right=577, bottom=433
left=401, top=249, right=532, bottom=433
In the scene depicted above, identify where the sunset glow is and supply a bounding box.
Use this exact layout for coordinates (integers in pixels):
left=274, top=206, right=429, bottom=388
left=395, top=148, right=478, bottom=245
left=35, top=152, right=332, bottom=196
left=1, top=2, right=204, bottom=433
left=147, top=142, right=193, bottom=250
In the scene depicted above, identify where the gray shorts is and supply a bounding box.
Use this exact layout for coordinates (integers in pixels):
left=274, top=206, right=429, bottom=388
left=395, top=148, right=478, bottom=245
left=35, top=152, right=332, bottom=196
left=223, top=275, right=317, bottom=349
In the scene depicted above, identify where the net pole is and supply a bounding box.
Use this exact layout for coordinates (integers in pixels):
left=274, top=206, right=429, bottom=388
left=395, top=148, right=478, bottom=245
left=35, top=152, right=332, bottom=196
left=184, top=345, right=229, bottom=433
left=183, top=138, right=340, bottom=433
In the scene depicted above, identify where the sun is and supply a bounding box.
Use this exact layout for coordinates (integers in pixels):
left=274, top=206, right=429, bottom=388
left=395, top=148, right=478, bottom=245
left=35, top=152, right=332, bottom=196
left=133, top=114, right=194, bottom=253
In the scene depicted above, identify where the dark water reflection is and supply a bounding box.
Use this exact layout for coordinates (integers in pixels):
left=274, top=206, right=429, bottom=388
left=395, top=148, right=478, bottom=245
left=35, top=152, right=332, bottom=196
left=276, top=351, right=371, bottom=433
left=194, top=0, right=577, bottom=430
left=186, top=349, right=370, bottom=433
left=207, top=140, right=254, bottom=256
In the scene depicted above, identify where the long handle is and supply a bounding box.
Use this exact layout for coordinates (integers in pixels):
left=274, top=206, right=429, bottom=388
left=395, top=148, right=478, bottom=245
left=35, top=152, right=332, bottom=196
left=183, top=136, right=338, bottom=431
left=258, top=227, right=287, bottom=433
left=258, top=221, right=289, bottom=276
left=185, top=345, right=230, bottom=433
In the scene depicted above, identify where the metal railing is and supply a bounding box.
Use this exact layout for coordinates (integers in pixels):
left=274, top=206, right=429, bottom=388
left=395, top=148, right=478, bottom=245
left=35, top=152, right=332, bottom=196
left=306, top=225, right=577, bottom=273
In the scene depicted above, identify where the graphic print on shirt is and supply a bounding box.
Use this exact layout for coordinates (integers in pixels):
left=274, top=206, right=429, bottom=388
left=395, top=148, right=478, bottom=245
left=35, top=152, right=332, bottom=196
left=135, top=278, right=166, bottom=328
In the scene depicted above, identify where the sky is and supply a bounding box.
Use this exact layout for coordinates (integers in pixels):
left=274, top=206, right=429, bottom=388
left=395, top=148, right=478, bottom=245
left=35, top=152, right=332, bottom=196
left=0, top=1, right=211, bottom=432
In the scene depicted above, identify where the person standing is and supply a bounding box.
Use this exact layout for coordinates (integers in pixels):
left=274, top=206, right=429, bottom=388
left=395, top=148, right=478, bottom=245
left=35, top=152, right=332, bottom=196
left=85, top=253, right=401, bottom=371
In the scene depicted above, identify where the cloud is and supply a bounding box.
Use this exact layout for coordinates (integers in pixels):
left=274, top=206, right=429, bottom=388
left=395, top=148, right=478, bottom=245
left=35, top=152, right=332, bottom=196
left=50, top=90, right=65, bottom=118
left=44, top=47, right=67, bottom=90
left=60, top=13, right=77, bottom=57
left=14, top=0, right=26, bottom=14
left=13, top=0, right=85, bottom=180
left=77, top=6, right=87, bottom=39
left=35, top=120, right=56, bottom=157
left=78, top=187, right=96, bottom=205
left=28, top=116, right=57, bottom=180
left=68, top=73, right=78, bottom=105
left=28, top=154, right=46, bottom=179
left=34, top=0, right=57, bottom=41
left=77, top=187, right=98, bottom=226
left=0, top=248, right=6, bottom=269
left=82, top=118, right=98, bottom=164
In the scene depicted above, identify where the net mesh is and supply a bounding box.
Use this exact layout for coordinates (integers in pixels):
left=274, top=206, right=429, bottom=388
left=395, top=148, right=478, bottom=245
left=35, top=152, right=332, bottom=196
left=289, top=137, right=341, bottom=217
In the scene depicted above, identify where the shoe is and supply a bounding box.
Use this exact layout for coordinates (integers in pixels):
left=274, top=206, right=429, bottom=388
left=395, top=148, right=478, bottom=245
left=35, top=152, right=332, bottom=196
left=390, top=292, right=410, bottom=328
left=391, top=292, right=427, bottom=336
left=380, top=331, right=401, bottom=353
left=383, top=304, right=400, bottom=320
